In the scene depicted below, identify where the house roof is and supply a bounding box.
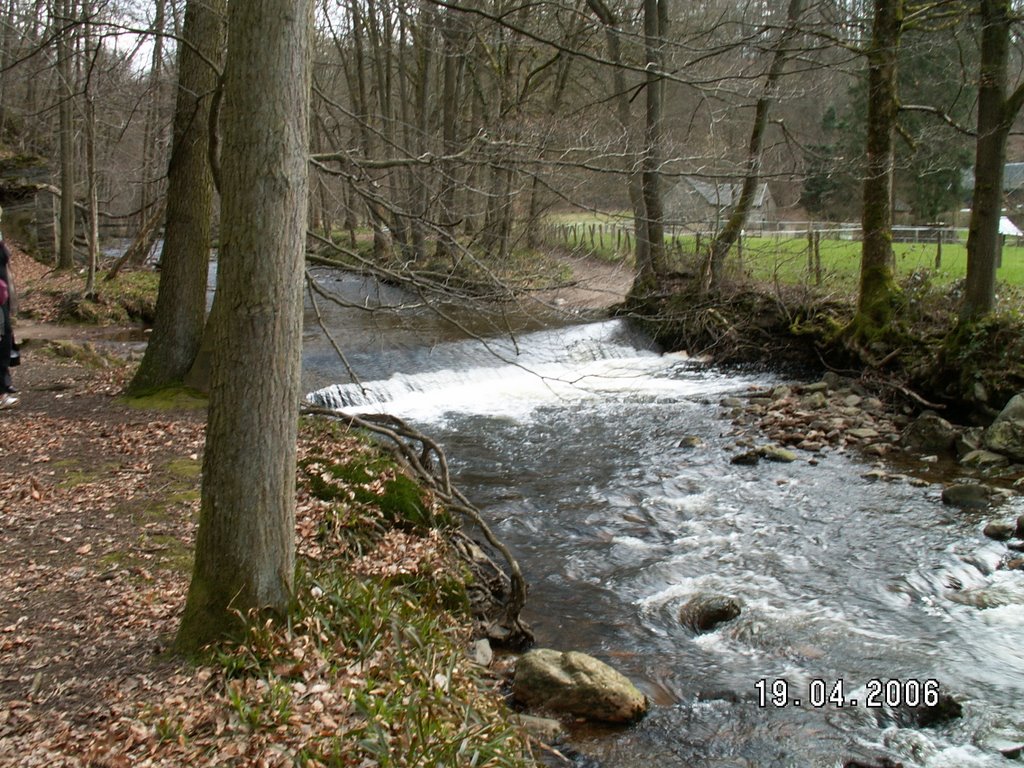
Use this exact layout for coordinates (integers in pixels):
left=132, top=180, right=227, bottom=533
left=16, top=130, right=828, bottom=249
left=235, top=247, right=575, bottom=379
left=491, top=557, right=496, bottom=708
left=1000, top=215, right=1022, bottom=236
left=680, top=177, right=771, bottom=208
left=1005, top=163, right=1024, bottom=192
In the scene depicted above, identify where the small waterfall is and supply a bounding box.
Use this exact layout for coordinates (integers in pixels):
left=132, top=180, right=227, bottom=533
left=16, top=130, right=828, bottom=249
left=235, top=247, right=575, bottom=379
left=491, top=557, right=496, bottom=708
left=306, top=319, right=711, bottom=420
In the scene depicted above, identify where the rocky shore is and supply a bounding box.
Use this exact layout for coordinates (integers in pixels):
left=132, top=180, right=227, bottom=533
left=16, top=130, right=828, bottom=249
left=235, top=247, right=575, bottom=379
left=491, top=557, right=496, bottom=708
left=702, top=372, right=1024, bottom=578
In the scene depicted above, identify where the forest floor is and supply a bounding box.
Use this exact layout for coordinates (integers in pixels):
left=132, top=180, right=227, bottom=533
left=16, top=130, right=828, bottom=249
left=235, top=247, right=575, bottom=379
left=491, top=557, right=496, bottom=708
left=0, top=327, right=213, bottom=765
left=0, top=244, right=540, bottom=766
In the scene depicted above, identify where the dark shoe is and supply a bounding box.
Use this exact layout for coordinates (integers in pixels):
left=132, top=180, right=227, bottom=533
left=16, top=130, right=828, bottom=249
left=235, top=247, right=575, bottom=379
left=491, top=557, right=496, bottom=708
left=3, top=386, right=16, bottom=394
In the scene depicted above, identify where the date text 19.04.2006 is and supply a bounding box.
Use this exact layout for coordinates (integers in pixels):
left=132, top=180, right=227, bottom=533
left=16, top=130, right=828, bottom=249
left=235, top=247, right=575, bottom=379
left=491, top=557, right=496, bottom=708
left=755, top=678, right=940, bottom=709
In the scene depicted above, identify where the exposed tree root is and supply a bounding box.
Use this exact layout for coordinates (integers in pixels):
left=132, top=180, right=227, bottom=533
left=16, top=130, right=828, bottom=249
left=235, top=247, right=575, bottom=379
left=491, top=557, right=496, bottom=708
left=301, top=404, right=534, bottom=649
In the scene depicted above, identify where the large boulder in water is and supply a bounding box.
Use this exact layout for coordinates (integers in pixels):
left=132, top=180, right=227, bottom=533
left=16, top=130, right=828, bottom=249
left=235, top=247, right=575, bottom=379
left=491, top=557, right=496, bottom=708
left=513, top=648, right=648, bottom=724
left=679, top=594, right=742, bottom=633
left=984, top=393, right=1024, bottom=461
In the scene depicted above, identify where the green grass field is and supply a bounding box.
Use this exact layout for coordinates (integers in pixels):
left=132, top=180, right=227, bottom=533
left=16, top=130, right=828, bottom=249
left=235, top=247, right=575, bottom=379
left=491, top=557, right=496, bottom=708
left=546, top=219, right=1024, bottom=291
left=725, top=236, right=1024, bottom=290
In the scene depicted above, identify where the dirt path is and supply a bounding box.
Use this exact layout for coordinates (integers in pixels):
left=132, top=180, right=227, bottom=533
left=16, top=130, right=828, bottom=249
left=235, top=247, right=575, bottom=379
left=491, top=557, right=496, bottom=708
left=0, top=345, right=206, bottom=765
left=533, top=251, right=634, bottom=312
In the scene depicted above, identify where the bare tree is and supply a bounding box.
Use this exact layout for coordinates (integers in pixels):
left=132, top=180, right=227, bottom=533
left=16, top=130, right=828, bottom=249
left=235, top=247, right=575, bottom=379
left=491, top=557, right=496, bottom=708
left=139, top=0, right=168, bottom=229
left=961, top=0, right=1024, bottom=321
left=177, top=0, right=313, bottom=651
left=636, top=0, right=667, bottom=296
left=54, top=0, right=76, bottom=269
left=129, top=0, right=226, bottom=393
left=706, top=0, right=806, bottom=291
left=82, top=0, right=99, bottom=296
left=853, top=0, right=902, bottom=339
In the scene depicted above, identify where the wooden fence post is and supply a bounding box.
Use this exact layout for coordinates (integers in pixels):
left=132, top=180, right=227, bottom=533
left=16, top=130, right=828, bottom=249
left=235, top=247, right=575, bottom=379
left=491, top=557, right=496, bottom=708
left=807, top=225, right=814, bottom=278
left=814, top=232, right=822, bottom=285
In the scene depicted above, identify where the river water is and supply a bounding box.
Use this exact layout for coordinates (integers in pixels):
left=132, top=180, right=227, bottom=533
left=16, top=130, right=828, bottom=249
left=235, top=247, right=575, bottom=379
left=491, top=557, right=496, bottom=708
left=303, top=271, right=1024, bottom=768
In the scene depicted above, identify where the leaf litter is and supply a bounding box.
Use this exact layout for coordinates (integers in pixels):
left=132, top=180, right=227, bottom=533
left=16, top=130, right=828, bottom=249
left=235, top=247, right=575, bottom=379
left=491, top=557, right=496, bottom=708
left=0, top=331, right=535, bottom=766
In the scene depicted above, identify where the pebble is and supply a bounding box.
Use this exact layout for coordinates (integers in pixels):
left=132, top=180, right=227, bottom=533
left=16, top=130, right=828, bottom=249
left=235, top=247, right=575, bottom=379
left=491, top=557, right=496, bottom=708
left=801, top=392, right=828, bottom=409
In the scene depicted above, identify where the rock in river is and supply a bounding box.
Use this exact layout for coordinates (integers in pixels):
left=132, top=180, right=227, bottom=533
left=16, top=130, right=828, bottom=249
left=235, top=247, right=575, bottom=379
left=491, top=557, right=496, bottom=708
left=513, top=649, right=648, bottom=724
left=761, top=445, right=798, bottom=463
left=959, top=449, right=1009, bottom=469
left=984, top=393, right=1024, bottom=461
left=901, top=412, right=958, bottom=454
left=891, top=693, right=964, bottom=729
left=679, top=594, right=742, bottom=633
left=731, top=449, right=761, bottom=466
left=941, top=483, right=994, bottom=510
left=983, top=521, right=1015, bottom=541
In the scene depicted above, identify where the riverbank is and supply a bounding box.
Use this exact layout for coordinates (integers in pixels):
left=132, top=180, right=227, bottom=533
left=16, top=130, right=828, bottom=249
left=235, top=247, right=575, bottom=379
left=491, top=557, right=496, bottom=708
left=623, top=269, right=1024, bottom=423
left=0, top=278, right=545, bottom=766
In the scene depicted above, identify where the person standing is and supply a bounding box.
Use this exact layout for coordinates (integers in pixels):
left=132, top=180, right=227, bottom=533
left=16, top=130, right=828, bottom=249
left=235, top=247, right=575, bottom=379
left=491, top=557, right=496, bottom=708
left=0, top=206, right=17, bottom=409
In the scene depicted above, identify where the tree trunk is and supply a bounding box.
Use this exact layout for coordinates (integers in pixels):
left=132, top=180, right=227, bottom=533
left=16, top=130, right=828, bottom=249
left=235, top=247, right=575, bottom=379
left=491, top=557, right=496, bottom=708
left=708, top=0, right=804, bottom=290
left=176, top=0, right=312, bottom=652
left=0, top=0, right=15, bottom=134
left=855, top=0, right=902, bottom=334
left=961, top=0, right=1024, bottom=322
left=84, top=61, right=98, bottom=297
left=130, top=0, right=226, bottom=393
left=56, top=0, right=76, bottom=270
left=636, top=0, right=667, bottom=296
left=410, top=1, right=434, bottom=262
left=346, top=0, right=393, bottom=260
left=140, top=0, right=167, bottom=231
left=434, top=9, right=465, bottom=263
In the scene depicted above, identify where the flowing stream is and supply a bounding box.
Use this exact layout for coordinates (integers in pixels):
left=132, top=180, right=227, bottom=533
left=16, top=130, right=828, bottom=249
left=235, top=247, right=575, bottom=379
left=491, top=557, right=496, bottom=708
left=303, top=271, right=1024, bottom=768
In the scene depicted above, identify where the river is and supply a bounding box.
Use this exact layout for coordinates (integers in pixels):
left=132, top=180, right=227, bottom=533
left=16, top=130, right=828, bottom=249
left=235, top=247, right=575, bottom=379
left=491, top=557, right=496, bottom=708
left=302, top=270, right=1024, bottom=768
